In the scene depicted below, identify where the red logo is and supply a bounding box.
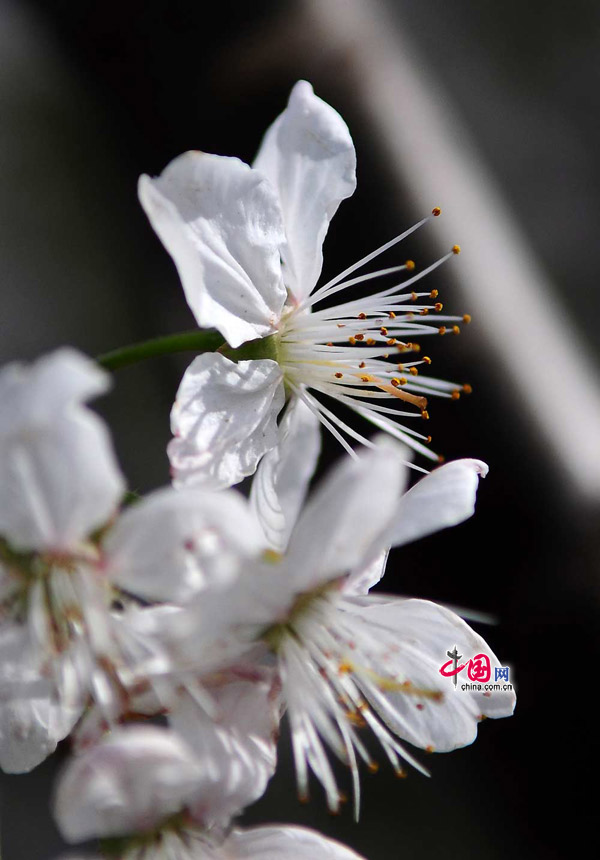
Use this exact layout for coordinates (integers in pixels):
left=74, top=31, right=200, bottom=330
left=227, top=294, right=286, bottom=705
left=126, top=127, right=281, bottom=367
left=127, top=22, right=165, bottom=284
left=440, top=651, right=491, bottom=683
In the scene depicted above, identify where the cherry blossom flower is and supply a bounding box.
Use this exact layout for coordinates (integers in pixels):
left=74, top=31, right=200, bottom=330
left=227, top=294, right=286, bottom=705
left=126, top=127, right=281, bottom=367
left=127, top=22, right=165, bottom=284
left=177, top=440, right=515, bottom=815
left=0, top=349, right=125, bottom=770
left=0, top=349, right=269, bottom=771
left=54, top=725, right=365, bottom=860
left=139, top=80, right=468, bottom=495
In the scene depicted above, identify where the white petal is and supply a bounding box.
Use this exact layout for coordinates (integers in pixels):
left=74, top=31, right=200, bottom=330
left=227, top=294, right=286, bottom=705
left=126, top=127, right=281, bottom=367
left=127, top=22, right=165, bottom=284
left=104, top=486, right=264, bottom=602
left=284, top=443, right=407, bottom=591
left=254, top=80, right=357, bottom=302
left=172, top=672, right=281, bottom=828
left=226, top=825, right=365, bottom=859
left=343, top=549, right=389, bottom=596
left=250, top=396, right=321, bottom=551
left=0, top=623, right=79, bottom=773
left=0, top=348, right=124, bottom=551
left=0, top=697, right=64, bottom=773
left=169, top=354, right=285, bottom=490
left=54, top=726, right=204, bottom=842
left=139, top=152, right=287, bottom=348
left=389, top=459, right=489, bottom=548
left=348, top=598, right=515, bottom=752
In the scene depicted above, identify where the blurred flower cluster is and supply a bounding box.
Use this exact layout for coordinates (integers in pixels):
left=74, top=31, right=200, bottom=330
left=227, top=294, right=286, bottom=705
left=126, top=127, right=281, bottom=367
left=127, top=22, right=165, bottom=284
left=0, top=82, right=514, bottom=859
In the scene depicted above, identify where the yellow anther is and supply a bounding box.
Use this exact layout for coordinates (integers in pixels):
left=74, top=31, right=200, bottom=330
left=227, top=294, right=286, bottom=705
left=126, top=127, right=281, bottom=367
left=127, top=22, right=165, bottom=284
left=263, top=548, right=283, bottom=563
left=452, top=325, right=461, bottom=335
left=388, top=311, right=396, bottom=319
left=391, top=378, right=401, bottom=388
left=405, top=259, right=416, bottom=271
left=409, top=367, right=418, bottom=376
left=452, top=244, right=461, bottom=255
left=339, top=661, right=353, bottom=674
left=421, top=409, right=430, bottom=420
left=438, top=326, right=447, bottom=336
left=423, top=355, right=432, bottom=365
left=412, top=343, right=421, bottom=352
left=358, top=361, right=366, bottom=368
left=463, top=383, right=473, bottom=394
left=348, top=337, right=356, bottom=345
left=361, top=375, right=370, bottom=383
left=451, top=389, right=461, bottom=400
left=327, top=342, right=333, bottom=347
left=337, top=323, right=345, bottom=328
left=346, top=712, right=367, bottom=728
left=411, top=291, right=418, bottom=302
left=430, top=289, right=439, bottom=299
left=432, top=207, right=442, bottom=217
left=399, top=377, right=408, bottom=385
left=367, top=761, right=380, bottom=773
left=463, top=314, right=472, bottom=324
left=419, top=308, right=429, bottom=316
left=380, top=326, right=388, bottom=336
left=366, top=338, right=377, bottom=346
left=426, top=435, right=432, bottom=444
left=387, top=338, right=396, bottom=346
left=355, top=333, right=364, bottom=341
left=434, top=302, right=443, bottom=312
left=335, top=372, right=343, bottom=379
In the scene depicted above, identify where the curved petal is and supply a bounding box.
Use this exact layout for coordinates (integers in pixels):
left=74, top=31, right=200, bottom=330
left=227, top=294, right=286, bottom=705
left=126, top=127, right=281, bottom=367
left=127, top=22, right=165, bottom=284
left=389, top=459, right=489, bottom=548
left=227, top=825, right=365, bottom=859
left=172, top=671, right=281, bottom=828
left=284, top=443, right=407, bottom=591
left=0, top=349, right=124, bottom=551
left=139, top=152, right=287, bottom=348
left=254, top=80, right=357, bottom=302
left=344, top=597, right=515, bottom=752
left=0, top=623, right=79, bottom=773
left=0, top=696, right=69, bottom=774
left=343, top=548, right=389, bottom=596
left=104, top=486, right=265, bottom=602
left=250, top=396, right=321, bottom=551
left=54, top=726, right=204, bottom=843
left=169, top=354, right=285, bottom=490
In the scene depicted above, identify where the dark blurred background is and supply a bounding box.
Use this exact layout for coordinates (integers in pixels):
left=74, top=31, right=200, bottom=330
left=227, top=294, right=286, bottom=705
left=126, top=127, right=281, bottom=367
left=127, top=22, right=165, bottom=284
left=1, top=0, right=599, bottom=857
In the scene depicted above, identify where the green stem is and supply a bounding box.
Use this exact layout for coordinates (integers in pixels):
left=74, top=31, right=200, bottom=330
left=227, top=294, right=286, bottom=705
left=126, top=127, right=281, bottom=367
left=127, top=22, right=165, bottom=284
left=96, top=330, right=225, bottom=371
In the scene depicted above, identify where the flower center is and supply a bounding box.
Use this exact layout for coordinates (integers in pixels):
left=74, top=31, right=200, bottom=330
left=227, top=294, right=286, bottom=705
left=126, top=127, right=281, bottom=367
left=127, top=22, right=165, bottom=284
left=275, top=214, right=470, bottom=464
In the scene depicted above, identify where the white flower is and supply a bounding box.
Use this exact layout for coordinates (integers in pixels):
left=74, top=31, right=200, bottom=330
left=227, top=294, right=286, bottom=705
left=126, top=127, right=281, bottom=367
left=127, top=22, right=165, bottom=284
left=0, top=349, right=125, bottom=770
left=0, top=349, right=267, bottom=771
left=139, top=80, right=468, bottom=497
left=54, top=725, right=365, bottom=860
left=179, top=441, right=515, bottom=815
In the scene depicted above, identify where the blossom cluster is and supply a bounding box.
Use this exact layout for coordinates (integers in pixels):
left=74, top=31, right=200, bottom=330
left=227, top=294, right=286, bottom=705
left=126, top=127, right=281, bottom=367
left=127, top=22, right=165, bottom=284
left=0, top=82, right=515, bottom=859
